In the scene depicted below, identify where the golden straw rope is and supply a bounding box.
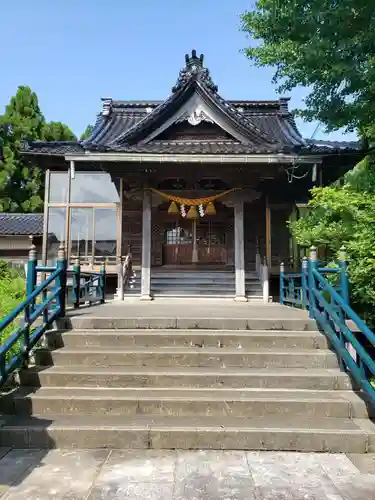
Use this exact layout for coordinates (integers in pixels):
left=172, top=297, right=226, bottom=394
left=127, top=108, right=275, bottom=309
left=150, top=188, right=237, bottom=206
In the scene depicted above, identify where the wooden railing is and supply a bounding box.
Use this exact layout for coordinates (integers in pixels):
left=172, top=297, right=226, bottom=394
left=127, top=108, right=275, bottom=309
left=281, top=246, right=375, bottom=408
left=0, top=243, right=106, bottom=388
left=116, top=253, right=133, bottom=301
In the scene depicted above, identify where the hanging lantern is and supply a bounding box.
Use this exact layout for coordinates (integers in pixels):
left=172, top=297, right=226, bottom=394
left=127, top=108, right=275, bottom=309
left=186, top=205, right=198, bottom=219
left=168, top=201, right=179, bottom=215
left=205, top=202, right=216, bottom=216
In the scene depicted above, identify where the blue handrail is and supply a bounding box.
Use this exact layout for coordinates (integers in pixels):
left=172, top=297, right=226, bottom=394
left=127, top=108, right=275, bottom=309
left=0, top=245, right=106, bottom=388
left=280, top=245, right=375, bottom=408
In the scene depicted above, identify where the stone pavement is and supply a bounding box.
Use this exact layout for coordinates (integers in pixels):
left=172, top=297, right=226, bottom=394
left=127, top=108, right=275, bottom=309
left=0, top=448, right=374, bottom=499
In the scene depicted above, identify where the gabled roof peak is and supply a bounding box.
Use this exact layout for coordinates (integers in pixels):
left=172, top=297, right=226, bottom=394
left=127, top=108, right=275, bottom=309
left=185, top=49, right=204, bottom=69
left=172, top=49, right=218, bottom=94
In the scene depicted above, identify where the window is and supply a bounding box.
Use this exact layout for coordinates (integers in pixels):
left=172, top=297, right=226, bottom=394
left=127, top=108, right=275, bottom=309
left=47, top=207, right=66, bottom=262
left=70, top=208, right=94, bottom=259
left=71, top=173, right=120, bottom=203
left=165, top=226, right=192, bottom=245
left=93, top=208, right=117, bottom=257
left=49, top=172, right=69, bottom=202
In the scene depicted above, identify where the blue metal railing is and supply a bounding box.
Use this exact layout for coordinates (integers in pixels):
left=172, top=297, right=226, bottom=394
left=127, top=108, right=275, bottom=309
left=281, top=245, right=375, bottom=408
left=0, top=244, right=106, bottom=388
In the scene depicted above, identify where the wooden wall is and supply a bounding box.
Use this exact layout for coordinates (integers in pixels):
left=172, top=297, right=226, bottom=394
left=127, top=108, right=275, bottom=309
left=121, top=197, right=142, bottom=265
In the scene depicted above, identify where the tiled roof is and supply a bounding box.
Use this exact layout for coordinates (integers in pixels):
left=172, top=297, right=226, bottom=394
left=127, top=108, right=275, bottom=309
left=0, top=213, right=43, bottom=236
left=22, top=50, right=363, bottom=158
left=110, top=140, right=286, bottom=154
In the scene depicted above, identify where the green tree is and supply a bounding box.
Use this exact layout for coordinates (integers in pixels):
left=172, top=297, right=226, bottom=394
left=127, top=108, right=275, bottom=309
left=0, top=86, right=76, bottom=212
left=42, top=121, right=77, bottom=141
left=242, top=1, right=375, bottom=323
left=290, top=177, right=375, bottom=325
left=241, top=1, right=375, bottom=141
left=80, top=124, right=93, bottom=141
left=0, top=86, right=46, bottom=212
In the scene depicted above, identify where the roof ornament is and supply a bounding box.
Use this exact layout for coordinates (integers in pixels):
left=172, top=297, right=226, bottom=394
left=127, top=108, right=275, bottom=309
left=102, top=98, right=112, bottom=116
left=187, top=105, right=213, bottom=126
left=172, top=49, right=218, bottom=94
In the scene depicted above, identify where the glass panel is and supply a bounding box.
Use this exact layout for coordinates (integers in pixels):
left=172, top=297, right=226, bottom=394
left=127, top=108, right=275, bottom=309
left=93, top=208, right=117, bottom=257
left=70, top=208, right=94, bottom=261
left=47, top=207, right=67, bottom=262
left=71, top=173, right=120, bottom=203
left=49, top=172, right=69, bottom=203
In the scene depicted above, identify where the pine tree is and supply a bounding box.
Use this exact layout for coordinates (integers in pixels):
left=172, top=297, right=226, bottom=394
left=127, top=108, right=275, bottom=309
left=80, top=124, right=93, bottom=141
left=0, top=86, right=46, bottom=212
left=42, top=121, right=77, bottom=141
left=0, top=86, right=77, bottom=212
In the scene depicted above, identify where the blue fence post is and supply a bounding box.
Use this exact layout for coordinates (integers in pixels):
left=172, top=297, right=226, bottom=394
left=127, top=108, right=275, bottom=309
left=72, top=256, right=81, bottom=309
left=23, top=242, right=37, bottom=365
left=308, top=246, right=318, bottom=318
left=301, top=257, right=308, bottom=309
left=26, top=243, right=37, bottom=314
left=339, top=246, right=350, bottom=305
left=279, top=262, right=285, bottom=304
left=100, top=261, right=106, bottom=304
left=56, top=243, right=67, bottom=317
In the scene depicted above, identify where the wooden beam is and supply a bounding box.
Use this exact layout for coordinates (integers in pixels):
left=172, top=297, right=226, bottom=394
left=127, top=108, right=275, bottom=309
left=117, top=178, right=124, bottom=257
left=266, top=197, right=271, bottom=265
left=42, top=169, right=50, bottom=265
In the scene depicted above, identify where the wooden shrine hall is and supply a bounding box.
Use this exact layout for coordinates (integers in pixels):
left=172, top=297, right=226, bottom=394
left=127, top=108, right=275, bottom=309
left=23, top=50, right=362, bottom=300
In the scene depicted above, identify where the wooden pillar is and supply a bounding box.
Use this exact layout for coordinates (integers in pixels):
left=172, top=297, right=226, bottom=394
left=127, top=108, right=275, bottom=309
left=265, top=196, right=271, bottom=267
left=65, top=161, right=73, bottom=261
left=42, top=169, right=50, bottom=265
left=141, top=188, right=152, bottom=300
left=116, top=179, right=124, bottom=299
left=234, top=198, right=247, bottom=302
left=192, top=218, right=198, bottom=264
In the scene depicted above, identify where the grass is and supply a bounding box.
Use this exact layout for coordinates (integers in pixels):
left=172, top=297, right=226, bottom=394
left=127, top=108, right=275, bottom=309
left=0, top=262, right=26, bottom=363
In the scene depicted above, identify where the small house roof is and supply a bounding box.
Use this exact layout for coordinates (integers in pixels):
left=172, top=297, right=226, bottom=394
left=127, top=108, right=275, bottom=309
left=0, top=213, right=43, bottom=236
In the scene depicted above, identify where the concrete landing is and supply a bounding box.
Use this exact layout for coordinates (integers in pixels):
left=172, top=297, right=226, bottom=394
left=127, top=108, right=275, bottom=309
left=67, top=300, right=308, bottom=319
left=0, top=448, right=374, bottom=499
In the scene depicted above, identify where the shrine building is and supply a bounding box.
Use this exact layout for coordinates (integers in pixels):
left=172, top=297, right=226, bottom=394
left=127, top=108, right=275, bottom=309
left=22, top=50, right=362, bottom=300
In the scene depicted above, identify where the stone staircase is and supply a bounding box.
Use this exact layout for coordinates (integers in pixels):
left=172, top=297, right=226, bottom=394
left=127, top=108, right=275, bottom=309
left=126, top=268, right=263, bottom=298
left=0, top=305, right=374, bottom=451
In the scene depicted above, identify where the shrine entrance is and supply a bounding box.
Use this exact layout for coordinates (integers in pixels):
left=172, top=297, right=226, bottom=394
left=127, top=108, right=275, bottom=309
left=162, top=212, right=232, bottom=266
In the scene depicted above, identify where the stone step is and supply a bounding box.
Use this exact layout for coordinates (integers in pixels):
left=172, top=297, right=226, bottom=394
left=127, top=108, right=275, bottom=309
left=48, top=329, right=328, bottom=350
left=148, top=278, right=261, bottom=285
left=147, top=272, right=258, bottom=278
left=20, top=366, right=351, bottom=390
left=3, top=388, right=366, bottom=419
left=35, top=347, right=338, bottom=369
left=0, top=414, right=371, bottom=452
left=62, top=316, right=317, bottom=331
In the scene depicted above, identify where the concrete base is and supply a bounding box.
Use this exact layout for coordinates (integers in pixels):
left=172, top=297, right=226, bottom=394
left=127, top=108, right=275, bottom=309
left=140, top=294, right=153, bottom=301
left=234, top=296, right=248, bottom=303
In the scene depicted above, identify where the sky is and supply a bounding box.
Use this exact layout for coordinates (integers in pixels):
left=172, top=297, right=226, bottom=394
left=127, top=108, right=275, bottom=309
left=1, top=0, right=356, bottom=142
